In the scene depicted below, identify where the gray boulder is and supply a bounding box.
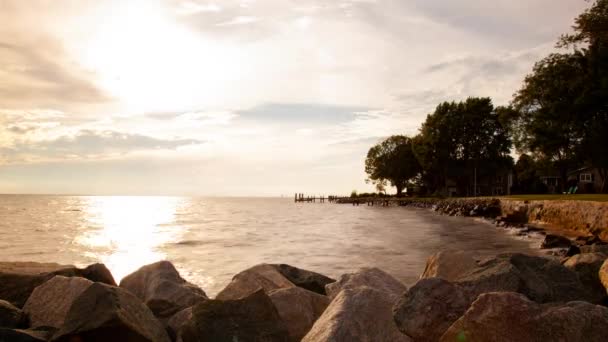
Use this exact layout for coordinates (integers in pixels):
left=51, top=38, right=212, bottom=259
left=52, top=282, right=170, bottom=342
left=393, top=278, right=469, bottom=342
left=440, top=292, right=608, bottom=342
left=216, top=264, right=295, bottom=300
left=563, top=252, right=607, bottom=303
left=0, top=299, right=23, bottom=328
left=269, top=287, right=330, bottom=341
left=271, top=264, right=335, bottom=295
left=23, top=276, right=93, bottom=329
left=303, top=287, right=411, bottom=342
left=325, top=268, right=406, bottom=300
left=420, top=251, right=478, bottom=281
left=120, top=261, right=207, bottom=320
left=180, top=289, right=290, bottom=342
left=0, top=261, right=115, bottom=308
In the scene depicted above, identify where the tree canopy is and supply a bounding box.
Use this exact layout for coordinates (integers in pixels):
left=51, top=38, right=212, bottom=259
left=365, top=135, right=420, bottom=195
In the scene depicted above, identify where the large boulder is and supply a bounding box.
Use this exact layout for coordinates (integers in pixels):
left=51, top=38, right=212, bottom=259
left=23, top=276, right=93, bottom=329
left=456, top=253, right=591, bottom=303
left=302, top=287, right=411, bottom=342
left=325, top=268, right=406, bottom=300
left=393, top=253, right=592, bottom=341
left=420, top=251, right=478, bottom=281
left=216, top=264, right=295, bottom=300
left=540, top=234, right=572, bottom=249
left=271, top=264, right=335, bottom=295
left=52, top=282, right=170, bottom=342
left=180, top=289, right=290, bottom=342
left=0, top=299, right=24, bottom=328
left=0, top=261, right=115, bottom=308
left=269, top=287, right=330, bottom=341
left=563, top=252, right=607, bottom=303
left=440, top=292, right=608, bottom=342
left=119, top=261, right=207, bottom=320
left=393, top=278, right=469, bottom=342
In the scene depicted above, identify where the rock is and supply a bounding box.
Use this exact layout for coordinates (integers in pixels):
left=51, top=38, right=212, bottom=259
left=600, top=259, right=608, bottom=294
left=23, top=276, right=93, bottom=329
left=0, top=299, right=24, bottom=328
left=303, top=287, right=410, bottom=342
left=393, top=253, right=593, bottom=341
left=541, top=234, right=572, bottom=249
left=215, top=264, right=295, bottom=300
left=420, top=251, right=478, bottom=281
left=271, top=264, right=335, bottom=295
left=566, top=244, right=581, bottom=256
left=0, top=261, right=115, bottom=308
left=52, top=282, right=170, bottom=342
left=393, top=278, right=469, bottom=342
left=0, top=327, right=53, bottom=341
left=456, top=253, right=590, bottom=303
left=440, top=292, right=608, bottom=342
left=79, top=263, right=117, bottom=286
left=581, top=243, right=608, bottom=255
left=119, top=261, right=207, bottom=320
left=325, top=268, right=406, bottom=300
left=269, top=286, right=330, bottom=341
left=564, top=253, right=607, bottom=303
left=167, top=307, right=192, bottom=342
left=180, top=289, right=290, bottom=342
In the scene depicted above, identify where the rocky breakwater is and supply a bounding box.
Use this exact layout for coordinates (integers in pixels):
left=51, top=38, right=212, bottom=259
left=2, top=252, right=608, bottom=341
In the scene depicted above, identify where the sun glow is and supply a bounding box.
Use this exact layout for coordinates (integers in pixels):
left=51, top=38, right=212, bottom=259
left=77, top=196, right=184, bottom=282
left=79, top=1, right=246, bottom=112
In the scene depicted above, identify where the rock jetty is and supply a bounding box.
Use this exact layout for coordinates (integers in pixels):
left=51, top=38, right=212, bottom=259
left=1, top=253, right=608, bottom=341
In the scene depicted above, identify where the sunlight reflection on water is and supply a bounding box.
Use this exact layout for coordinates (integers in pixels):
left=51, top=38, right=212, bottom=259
left=76, top=196, right=184, bottom=282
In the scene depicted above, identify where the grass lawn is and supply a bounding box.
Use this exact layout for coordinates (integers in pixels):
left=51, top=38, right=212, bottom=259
left=501, top=194, right=608, bottom=202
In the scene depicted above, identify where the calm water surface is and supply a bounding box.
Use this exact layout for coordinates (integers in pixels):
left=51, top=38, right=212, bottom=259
left=0, top=195, right=542, bottom=296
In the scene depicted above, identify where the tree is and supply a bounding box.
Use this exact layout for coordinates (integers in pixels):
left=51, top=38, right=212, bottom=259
left=412, top=98, right=513, bottom=196
left=365, top=135, right=421, bottom=196
left=511, top=0, right=608, bottom=192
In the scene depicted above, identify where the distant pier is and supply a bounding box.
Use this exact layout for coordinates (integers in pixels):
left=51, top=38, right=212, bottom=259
left=294, top=193, right=406, bottom=206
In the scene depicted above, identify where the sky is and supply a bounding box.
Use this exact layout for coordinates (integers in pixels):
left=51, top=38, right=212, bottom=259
left=0, top=0, right=590, bottom=196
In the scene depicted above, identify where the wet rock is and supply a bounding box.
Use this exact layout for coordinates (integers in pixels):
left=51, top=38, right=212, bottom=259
left=271, top=264, right=335, bottom=295
left=0, top=327, right=53, bottom=341
left=180, top=289, right=290, bottom=342
left=393, top=278, right=469, bottom=342
left=120, top=261, right=207, bottom=320
left=420, top=251, right=478, bottom=281
left=79, top=263, right=117, bottom=286
left=303, top=287, right=410, bottom=342
left=541, top=234, right=572, bottom=249
left=216, top=264, right=295, bottom=300
left=0, top=299, right=24, bottom=328
left=600, top=259, right=608, bottom=294
left=440, top=292, right=608, bottom=342
left=23, top=276, right=93, bottom=329
left=167, top=307, right=192, bottom=342
left=269, top=286, right=330, bottom=341
left=0, top=261, right=115, bottom=308
left=325, top=267, right=406, bottom=300
left=563, top=252, right=607, bottom=303
left=52, top=282, right=170, bottom=342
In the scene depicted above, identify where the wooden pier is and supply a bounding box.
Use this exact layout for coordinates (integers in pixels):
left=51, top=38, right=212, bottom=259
left=294, top=193, right=340, bottom=203
left=294, top=193, right=415, bottom=206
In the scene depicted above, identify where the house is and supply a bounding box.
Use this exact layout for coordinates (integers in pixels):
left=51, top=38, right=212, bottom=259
left=444, top=169, right=513, bottom=197
left=567, top=167, right=606, bottom=193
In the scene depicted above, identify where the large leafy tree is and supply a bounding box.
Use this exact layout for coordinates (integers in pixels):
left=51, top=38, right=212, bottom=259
left=365, top=135, right=421, bottom=195
left=413, top=98, right=512, bottom=195
left=512, top=0, right=608, bottom=192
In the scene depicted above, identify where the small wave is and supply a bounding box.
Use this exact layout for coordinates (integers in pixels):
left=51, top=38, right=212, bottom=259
left=169, top=240, right=205, bottom=247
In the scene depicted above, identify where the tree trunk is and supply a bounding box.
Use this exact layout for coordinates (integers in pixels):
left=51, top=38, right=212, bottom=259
left=396, top=185, right=404, bottom=197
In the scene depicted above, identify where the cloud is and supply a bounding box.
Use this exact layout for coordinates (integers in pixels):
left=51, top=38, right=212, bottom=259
left=1, top=130, right=204, bottom=164
left=236, top=103, right=368, bottom=124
